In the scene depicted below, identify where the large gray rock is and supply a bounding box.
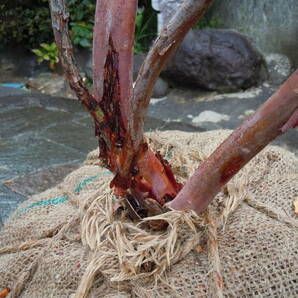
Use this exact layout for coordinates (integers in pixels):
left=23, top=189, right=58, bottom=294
left=153, top=0, right=298, bottom=67
left=163, top=29, right=267, bottom=91
left=133, top=54, right=170, bottom=98
left=209, top=0, right=298, bottom=67
left=152, top=77, right=169, bottom=98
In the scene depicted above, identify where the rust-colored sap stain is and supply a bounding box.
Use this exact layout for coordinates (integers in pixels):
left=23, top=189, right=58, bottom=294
left=95, top=37, right=130, bottom=173
left=91, top=37, right=182, bottom=210
left=131, top=144, right=182, bottom=205
left=0, top=288, right=10, bottom=298
left=220, top=155, right=244, bottom=185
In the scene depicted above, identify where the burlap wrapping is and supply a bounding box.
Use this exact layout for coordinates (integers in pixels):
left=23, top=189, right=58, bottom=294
left=0, top=130, right=297, bottom=297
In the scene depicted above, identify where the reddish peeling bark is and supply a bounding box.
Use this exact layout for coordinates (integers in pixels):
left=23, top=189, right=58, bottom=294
left=168, top=69, right=298, bottom=213
left=92, top=0, right=136, bottom=126
left=49, top=0, right=183, bottom=215
left=91, top=0, right=183, bottom=207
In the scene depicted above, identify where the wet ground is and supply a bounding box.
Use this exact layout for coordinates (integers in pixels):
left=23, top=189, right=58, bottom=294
left=0, top=85, right=297, bottom=224
left=148, top=85, right=298, bottom=153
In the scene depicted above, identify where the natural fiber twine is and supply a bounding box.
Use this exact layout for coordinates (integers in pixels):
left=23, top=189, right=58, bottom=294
left=0, top=130, right=297, bottom=297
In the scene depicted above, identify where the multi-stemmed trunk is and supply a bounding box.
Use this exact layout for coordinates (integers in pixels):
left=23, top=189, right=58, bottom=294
left=49, top=0, right=298, bottom=218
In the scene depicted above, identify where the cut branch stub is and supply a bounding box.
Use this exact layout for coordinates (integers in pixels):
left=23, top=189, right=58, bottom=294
left=168, top=69, right=298, bottom=213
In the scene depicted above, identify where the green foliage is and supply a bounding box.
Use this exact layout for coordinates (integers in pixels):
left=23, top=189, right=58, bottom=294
left=70, top=22, right=93, bottom=48
left=0, top=0, right=95, bottom=49
left=134, top=4, right=158, bottom=54
left=0, top=0, right=53, bottom=49
left=134, top=10, right=156, bottom=54
left=0, top=0, right=157, bottom=54
left=67, top=0, right=95, bottom=48
left=32, top=42, right=59, bottom=70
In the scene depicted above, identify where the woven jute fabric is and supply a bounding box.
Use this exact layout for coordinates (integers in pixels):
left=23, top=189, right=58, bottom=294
left=0, top=130, right=297, bottom=297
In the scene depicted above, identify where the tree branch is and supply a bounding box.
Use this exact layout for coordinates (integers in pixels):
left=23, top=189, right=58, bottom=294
left=49, top=0, right=96, bottom=111
left=93, top=0, right=137, bottom=127
left=131, top=0, right=214, bottom=149
left=168, top=69, right=298, bottom=213
left=50, top=0, right=134, bottom=181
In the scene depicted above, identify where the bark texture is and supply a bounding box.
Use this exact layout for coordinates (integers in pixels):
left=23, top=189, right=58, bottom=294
left=168, top=69, right=298, bottom=213
left=49, top=0, right=187, bottom=216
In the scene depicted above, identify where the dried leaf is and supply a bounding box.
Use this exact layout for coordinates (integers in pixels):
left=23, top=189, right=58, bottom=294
left=195, top=245, right=204, bottom=254
left=3, top=180, right=12, bottom=184
left=0, top=288, right=10, bottom=298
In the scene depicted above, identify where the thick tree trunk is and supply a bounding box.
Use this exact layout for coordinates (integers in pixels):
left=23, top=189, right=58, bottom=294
left=168, top=70, right=298, bottom=213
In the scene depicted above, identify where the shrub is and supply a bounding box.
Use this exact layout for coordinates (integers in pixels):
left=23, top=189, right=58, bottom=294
left=32, top=42, right=59, bottom=70
left=0, top=0, right=157, bottom=54
left=0, top=0, right=53, bottom=49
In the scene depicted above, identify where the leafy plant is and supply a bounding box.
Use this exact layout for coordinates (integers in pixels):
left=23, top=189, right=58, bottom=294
left=32, top=42, right=59, bottom=70
left=134, top=7, right=157, bottom=54
left=70, top=22, right=93, bottom=48
left=0, top=0, right=95, bottom=49
left=67, top=0, right=96, bottom=48
left=0, top=0, right=157, bottom=54
left=0, top=0, right=53, bottom=49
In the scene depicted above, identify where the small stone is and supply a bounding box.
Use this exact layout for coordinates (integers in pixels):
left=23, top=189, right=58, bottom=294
left=152, top=78, right=170, bottom=98
left=244, top=109, right=255, bottom=116
left=265, top=53, right=292, bottom=85
left=192, top=111, right=230, bottom=124
left=150, top=97, right=167, bottom=105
